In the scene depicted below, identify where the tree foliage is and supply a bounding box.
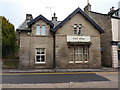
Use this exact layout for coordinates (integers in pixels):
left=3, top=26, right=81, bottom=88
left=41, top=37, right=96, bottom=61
left=1, top=16, right=18, bottom=58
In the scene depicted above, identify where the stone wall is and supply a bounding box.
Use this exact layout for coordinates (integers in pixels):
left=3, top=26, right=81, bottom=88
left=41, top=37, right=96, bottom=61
left=19, top=19, right=54, bottom=69
left=84, top=11, right=112, bottom=67
left=55, top=13, right=102, bottom=69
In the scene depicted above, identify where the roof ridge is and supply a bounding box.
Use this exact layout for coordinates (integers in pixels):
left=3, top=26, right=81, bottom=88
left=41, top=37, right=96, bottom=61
left=52, top=7, right=104, bottom=33
left=27, top=14, right=54, bottom=27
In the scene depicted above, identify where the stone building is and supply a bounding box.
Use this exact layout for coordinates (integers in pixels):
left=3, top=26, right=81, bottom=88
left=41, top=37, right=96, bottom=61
left=17, top=14, right=54, bottom=69
left=84, top=2, right=120, bottom=68
left=17, top=7, right=104, bottom=69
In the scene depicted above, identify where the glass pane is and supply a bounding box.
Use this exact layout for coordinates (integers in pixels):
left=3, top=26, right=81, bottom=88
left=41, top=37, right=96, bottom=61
left=75, top=54, right=78, bottom=60
left=84, top=54, right=88, bottom=61
left=74, top=24, right=77, bottom=29
left=79, top=54, right=83, bottom=61
left=42, top=26, right=46, bottom=35
left=84, top=46, right=88, bottom=61
left=69, top=47, right=74, bottom=62
left=36, top=25, right=40, bottom=35
left=79, top=47, right=83, bottom=53
left=74, top=30, right=77, bottom=34
left=78, top=29, right=82, bottom=34
left=40, top=48, right=45, bottom=54
left=36, top=56, right=40, bottom=62
left=37, top=48, right=40, bottom=54
left=41, top=56, right=45, bottom=62
left=79, top=24, right=82, bottom=29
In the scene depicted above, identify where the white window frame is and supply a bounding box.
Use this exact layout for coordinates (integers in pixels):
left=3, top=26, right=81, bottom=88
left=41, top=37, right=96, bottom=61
left=69, top=46, right=89, bottom=63
left=35, top=48, right=46, bottom=64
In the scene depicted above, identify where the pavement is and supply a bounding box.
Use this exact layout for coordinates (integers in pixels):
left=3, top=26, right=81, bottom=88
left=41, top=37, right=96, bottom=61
left=1, top=67, right=119, bottom=88
left=2, top=67, right=119, bottom=73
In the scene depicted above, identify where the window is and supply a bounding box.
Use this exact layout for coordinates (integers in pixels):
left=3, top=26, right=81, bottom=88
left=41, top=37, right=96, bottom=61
left=42, top=25, right=46, bottom=35
left=35, top=48, right=46, bottom=63
left=69, top=46, right=89, bottom=63
left=36, top=25, right=40, bottom=35
left=78, top=24, right=82, bottom=35
left=74, top=24, right=77, bottom=34
left=36, top=25, right=46, bottom=35
left=73, top=24, right=83, bottom=34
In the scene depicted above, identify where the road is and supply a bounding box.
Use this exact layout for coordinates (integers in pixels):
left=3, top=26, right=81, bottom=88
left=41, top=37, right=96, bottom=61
left=1, top=72, right=118, bottom=88
left=2, top=72, right=110, bottom=84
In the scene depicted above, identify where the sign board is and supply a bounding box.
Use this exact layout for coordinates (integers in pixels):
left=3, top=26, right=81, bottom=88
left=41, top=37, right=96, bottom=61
left=67, top=36, right=90, bottom=42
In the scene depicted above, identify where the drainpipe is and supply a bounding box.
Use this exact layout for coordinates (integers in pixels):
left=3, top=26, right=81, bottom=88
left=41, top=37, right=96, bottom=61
left=28, top=31, right=31, bottom=69
left=53, top=33, right=56, bottom=70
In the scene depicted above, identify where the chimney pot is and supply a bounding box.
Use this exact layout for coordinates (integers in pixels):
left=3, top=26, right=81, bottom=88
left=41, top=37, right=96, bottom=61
left=26, top=14, right=33, bottom=20
left=52, top=13, right=57, bottom=21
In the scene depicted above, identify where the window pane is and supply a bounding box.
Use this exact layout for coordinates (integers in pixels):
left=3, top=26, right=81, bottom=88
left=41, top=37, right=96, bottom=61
left=74, top=24, right=77, bottom=29
left=84, top=46, right=88, bottom=61
left=69, top=47, right=74, bottom=62
left=40, top=48, right=45, bottom=54
left=78, top=30, right=82, bottom=34
left=79, top=24, right=82, bottom=29
left=74, top=30, right=77, bottom=34
left=36, top=56, right=40, bottom=62
left=36, top=25, right=40, bottom=35
left=37, top=48, right=40, bottom=54
left=41, top=55, right=45, bottom=62
left=42, top=26, right=46, bottom=35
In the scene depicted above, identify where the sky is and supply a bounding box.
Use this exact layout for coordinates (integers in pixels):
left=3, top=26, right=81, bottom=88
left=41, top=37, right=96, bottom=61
left=0, top=0, right=120, bottom=29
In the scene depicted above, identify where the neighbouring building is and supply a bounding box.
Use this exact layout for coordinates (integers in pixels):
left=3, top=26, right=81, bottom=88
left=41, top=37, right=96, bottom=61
left=84, top=1, right=120, bottom=68
left=17, top=7, right=104, bottom=69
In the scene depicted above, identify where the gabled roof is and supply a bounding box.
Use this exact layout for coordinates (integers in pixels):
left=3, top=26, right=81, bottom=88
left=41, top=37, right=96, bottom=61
left=27, top=14, right=54, bottom=27
left=52, top=7, right=104, bottom=33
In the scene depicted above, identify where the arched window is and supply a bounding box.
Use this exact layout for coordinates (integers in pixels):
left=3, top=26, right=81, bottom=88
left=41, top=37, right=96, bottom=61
left=36, top=25, right=40, bottom=35
left=42, top=25, right=46, bottom=35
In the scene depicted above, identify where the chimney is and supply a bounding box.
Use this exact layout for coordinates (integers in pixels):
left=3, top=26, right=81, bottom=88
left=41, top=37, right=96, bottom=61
left=84, top=0, right=91, bottom=12
left=110, top=7, right=115, bottom=11
left=84, top=3, right=91, bottom=12
left=108, top=7, right=115, bottom=15
left=52, top=13, right=57, bottom=21
left=26, top=14, right=33, bottom=20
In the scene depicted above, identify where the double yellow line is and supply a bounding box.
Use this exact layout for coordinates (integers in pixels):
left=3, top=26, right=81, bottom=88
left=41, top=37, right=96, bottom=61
left=1, top=71, right=118, bottom=75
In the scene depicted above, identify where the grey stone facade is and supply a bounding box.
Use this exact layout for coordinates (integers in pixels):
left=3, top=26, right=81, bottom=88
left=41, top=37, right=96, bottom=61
left=17, top=7, right=104, bottom=69
left=55, top=13, right=102, bottom=69
left=18, top=15, right=54, bottom=69
left=84, top=4, right=113, bottom=67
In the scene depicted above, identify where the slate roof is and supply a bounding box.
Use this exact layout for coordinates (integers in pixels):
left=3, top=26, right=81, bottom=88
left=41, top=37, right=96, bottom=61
left=52, top=7, right=104, bottom=33
left=27, top=14, right=54, bottom=27
left=17, top=19, right=31, bottom=31
left=51, top=21, right=61, bottom=28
